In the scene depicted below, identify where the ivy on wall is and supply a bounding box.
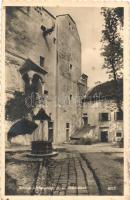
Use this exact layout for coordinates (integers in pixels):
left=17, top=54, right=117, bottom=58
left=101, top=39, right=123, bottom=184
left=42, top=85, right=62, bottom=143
left=5, top=91, right=33, bottom=122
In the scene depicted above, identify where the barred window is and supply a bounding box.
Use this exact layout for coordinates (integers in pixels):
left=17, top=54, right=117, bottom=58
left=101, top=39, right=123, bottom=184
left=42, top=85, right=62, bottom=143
left=116, top=132, right=122, bottom=137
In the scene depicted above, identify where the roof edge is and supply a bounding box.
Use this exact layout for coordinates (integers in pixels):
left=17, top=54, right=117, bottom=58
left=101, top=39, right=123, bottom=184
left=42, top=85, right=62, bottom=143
left=41, top=7, right=56, bottom=19
left=56, top=14, right=76, bottom=24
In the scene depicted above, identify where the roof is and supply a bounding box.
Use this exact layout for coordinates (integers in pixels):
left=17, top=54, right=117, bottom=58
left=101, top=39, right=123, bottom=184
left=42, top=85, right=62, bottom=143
left=42, top=7, right=56, bottom=19
left=20, top=59, right=48, bottom=75
left=70, top=125, right=95, bottom=140
left=84, top=79, right=123, bottom=102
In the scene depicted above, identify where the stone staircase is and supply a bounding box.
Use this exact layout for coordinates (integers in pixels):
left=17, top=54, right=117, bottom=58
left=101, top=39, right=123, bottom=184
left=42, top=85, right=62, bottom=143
left=70, top=124, right=95, bottom=140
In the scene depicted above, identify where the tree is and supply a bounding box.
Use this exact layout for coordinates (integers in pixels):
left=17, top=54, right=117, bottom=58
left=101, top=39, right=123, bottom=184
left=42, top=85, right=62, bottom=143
left=5, top=91, right=33, bottom=121
left=101, top=7, right=124, bottom=111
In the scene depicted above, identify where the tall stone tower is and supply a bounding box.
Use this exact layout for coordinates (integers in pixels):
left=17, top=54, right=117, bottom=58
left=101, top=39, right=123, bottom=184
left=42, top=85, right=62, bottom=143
left=55, top=14, right=83, bottom=143
left=5, top=7, right=87, bottom=145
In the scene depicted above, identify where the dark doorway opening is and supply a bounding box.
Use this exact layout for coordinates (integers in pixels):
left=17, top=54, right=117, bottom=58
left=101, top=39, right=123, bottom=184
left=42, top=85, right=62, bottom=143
left=101, top=131, right=108, bottom=142
left=66, top=123, right=70, bottom=142
left=48, top=121, right=54, bottom=142
left=82, top=113, right=88, bottom=126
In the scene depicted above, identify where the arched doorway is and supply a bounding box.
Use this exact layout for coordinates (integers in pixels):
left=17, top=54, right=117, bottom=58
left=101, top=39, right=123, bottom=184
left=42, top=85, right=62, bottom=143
left=31, top=74, right=43, bottom=96
left=22, top=73, right=31, bottom=94
left=22, top=73, right=44, bottom=107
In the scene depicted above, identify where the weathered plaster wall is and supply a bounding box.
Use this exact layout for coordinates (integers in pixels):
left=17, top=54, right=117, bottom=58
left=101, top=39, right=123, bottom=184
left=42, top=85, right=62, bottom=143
left=83, top=100, right=123, bottom=142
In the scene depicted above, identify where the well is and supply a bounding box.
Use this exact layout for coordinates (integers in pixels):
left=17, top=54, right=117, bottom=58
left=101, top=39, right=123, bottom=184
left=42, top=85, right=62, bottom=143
left=31, top=140, right=52, bottom=154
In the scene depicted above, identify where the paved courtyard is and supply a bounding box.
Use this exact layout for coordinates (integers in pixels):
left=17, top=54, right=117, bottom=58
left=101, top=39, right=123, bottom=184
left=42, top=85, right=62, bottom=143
left=5, top=143, right=123, bottom=196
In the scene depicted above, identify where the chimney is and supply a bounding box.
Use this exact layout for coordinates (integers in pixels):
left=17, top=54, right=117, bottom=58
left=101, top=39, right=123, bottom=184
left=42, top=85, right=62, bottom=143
left=81, top=73, right=88, bottom=88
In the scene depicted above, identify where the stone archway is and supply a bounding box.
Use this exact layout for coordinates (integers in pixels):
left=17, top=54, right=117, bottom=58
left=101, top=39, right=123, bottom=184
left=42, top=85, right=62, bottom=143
left=22, top=73, right=30, bottom=94
left=20, top=58, right=47, bottom=97
left=22, top=72, right=44, bottom=95
left=31, top=74, right=43, bottom=96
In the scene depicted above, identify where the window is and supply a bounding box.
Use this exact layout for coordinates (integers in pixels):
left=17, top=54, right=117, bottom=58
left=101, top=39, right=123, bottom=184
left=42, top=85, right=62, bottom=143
left=40, top=56, right=45, bottom=67
left=48, top=121, right=54, bottom=142
left=70, top=94, right=72, bottom=101
left=44, top=90, right=48, bottom=95
left=66, top=123, right=70, bottom=142
left=82, top=113, right=88, bottom=125
left=115, top=111, right=123, bottom=121
left=99, top=113, right=110, bottom=121
left=116, top=132, right=122, bottom=137
left=53, top=37, right=56, bottom=44
left=70, top=64, right=72, bottom=70
left=66, top=123, right=70, bottom=129
left=83, top=113, right=88, bottom=116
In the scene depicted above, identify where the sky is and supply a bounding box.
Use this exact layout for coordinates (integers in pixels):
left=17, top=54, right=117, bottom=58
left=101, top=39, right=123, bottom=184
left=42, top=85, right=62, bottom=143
left=46, top=7, right=108, bottom=88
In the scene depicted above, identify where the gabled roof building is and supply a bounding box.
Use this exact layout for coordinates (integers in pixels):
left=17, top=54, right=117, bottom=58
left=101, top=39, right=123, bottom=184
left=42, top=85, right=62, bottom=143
left=76, top=79, right=123, bottom=143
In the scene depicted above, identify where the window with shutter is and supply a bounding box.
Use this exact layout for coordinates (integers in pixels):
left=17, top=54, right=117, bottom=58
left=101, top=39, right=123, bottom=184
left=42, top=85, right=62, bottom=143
left=99, top=113, right=101, bottom=121
left=108, top=113, right=111, bottom=121
left=115, top=111, right=123, bottom=121
left=99, top=113, right=110, bottom=121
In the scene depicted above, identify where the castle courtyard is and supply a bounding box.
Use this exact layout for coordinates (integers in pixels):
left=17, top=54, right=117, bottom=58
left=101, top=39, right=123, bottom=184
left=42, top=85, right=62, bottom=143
left=4, top=6, right=124, bottom=197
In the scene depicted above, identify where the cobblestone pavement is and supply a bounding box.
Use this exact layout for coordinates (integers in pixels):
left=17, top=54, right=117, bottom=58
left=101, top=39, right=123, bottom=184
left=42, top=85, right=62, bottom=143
left=6, top=151, right=99, bottom=195
left=5, top=143, right=123, bottom=196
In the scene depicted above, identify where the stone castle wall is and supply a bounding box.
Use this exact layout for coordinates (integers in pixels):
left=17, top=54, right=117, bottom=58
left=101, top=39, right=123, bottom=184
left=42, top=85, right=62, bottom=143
left=5, top=7, right=84, bottom=145
left=5, top=7, right=57, bottom=144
